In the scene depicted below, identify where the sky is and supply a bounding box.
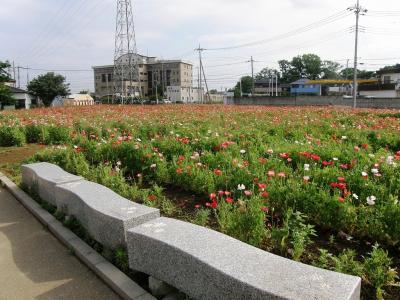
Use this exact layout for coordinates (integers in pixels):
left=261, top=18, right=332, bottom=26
left=1, top=0, right=400, bottom=93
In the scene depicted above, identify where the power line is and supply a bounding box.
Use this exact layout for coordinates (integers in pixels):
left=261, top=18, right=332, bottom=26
left=204, top=10, right=351, bottom=51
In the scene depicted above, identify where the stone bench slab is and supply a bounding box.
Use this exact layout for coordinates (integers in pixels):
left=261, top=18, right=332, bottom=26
left=22, top=162, right=83, bottom=206
left=55, top=180, right=160, bottom=249
left=127, top=217, right=361, bottom=300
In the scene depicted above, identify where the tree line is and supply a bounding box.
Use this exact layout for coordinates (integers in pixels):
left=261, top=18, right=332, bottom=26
left=233, top=53, right=381, bottom=96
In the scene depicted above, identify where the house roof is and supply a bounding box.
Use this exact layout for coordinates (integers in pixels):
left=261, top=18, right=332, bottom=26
left=9, top=86, right=29, bottom=94
left=290, top=78, right=311, bottom=85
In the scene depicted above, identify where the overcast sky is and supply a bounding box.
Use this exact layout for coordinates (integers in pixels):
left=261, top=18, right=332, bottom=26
left=1, top=0, right=399, bottom=93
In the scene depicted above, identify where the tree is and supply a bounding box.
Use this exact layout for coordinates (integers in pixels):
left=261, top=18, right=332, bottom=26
left=377, top=64, right=400, bottom=74
left=27, top=72, right=70, bottom=107
left=209, top=89, right=218, bottom=94
left=339, top=68, right=375, bottom=80
left=234, top=76, right=253, bottom=97
left=279, top=54, right=324, bottom=83
left=0, top=61, right=15, bottom=106
left=255, top=67, right=279, bottom=80
left=79, top=90, right=89, bottom=94
left=321, top=61, right=341, bottom=79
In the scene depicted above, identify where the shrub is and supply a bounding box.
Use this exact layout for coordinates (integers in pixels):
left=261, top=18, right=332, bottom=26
left=45, top=126, right=71, bottom=145
left=217, top=196, right=267, bottom=247
left=332, top=249, right=364, bottom=277
left=25, top=124, right=49, bottom=144
left=364, top=244, right=397, bottom=300
left=0, top=126, right=25, bottom=146
left=193, top=209, right=211, bottom=227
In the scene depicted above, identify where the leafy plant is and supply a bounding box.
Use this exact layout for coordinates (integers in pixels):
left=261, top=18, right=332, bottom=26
left=193, top=209, right=211, bottom=227
left=332, top=249, right=364, bottom=277
left=0, top=126, right=25, bottom=146
left=364, top=244, right=398, bottom=300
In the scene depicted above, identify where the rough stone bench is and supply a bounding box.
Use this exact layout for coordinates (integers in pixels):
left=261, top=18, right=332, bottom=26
left=127, top=217, right=361, bottom=300
left=22, top=162, right=83, bottom=206
left=55, top=180, right=160, bottom=249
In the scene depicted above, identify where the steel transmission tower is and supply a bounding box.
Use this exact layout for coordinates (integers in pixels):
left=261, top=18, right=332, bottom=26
left=114, top=0, right=140, bottom=103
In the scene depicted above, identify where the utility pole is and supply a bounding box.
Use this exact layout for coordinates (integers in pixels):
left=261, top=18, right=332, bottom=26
left=26, top=66, right=30, bottom=88
left=345, top=59, right=350, bottom=95
left=12, top=61, right=16, bottom=86
left=195, top=45, right=206, bottom=103
left=348, top=0, right=367, bottom=108
left=275, top=74, right=278, bottom=96
left=17, top=66, right=21, bottom=88
left=247, top=56, right=255, bottom=96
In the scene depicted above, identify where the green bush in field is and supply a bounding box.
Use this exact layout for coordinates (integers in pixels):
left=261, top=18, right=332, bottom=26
left=25, top=124, right=49, bottom=144
left=45, top=126, right=71, bottom=145
left=0, top=126, right=25, bottom=146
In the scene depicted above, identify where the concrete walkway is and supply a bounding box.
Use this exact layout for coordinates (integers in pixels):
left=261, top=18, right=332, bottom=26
left=0, top=187, right=121, bottom=300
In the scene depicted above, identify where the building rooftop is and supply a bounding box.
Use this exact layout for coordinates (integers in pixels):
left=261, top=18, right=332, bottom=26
left=9, top=86, right=29, bottom=94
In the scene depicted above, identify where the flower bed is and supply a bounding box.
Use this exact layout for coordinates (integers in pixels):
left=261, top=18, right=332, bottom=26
left=2, top=105, right=400, bottom=299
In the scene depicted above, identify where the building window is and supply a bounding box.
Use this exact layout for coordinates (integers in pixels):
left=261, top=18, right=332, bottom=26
left=384, top=76, right=391, bottom=84
left=102, top=74, right=106, bottom=83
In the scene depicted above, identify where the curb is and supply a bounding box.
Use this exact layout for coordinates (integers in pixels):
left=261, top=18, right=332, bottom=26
left=0, top=172, right=156, bottom=300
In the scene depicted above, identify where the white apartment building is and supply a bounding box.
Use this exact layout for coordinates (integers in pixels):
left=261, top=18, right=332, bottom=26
left=166, top=86, right=204, bottom=103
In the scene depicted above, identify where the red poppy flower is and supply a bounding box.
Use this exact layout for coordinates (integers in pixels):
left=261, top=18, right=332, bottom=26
left=311, top=154, right=321, bottom=161
left=148, top=195, right=157, bottom=202
left=211, top=200, right=218, bottom=209
left=194, top=204, right=201, bottom=209
left=176, top=168, right=183, bottom=174
left=338, top=177, right=346, bottom=183
left=361, top=144, right=369, bottom=149
left=261, top=191, right=270, bottom=199
left=261, top=206, right=269, bottom=213
left=210, top=193, right=217, bottom=200
left=322, top=161, right=334, bottom=167
left=280, top=153, right=290, bottom=159
left=226, top=197, right=234, bottom=204
left=338, top=197, right=345, bottom=203
left=258, top=183, right=267, bottom=191
left=214, top=169, right=222, bottom=176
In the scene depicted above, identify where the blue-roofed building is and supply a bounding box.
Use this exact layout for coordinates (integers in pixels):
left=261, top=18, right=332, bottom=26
left=290, top=78, right=321, bottom=96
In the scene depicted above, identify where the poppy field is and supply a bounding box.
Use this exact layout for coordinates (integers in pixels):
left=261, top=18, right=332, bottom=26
left=1, top=105, right=400, bottom=299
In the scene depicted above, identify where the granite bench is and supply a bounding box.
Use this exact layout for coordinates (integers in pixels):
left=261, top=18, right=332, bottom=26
left=22, top=162, right=83, bottom=206
left=55, top=180, right=160, bottom=249
left=127, top=217, right=361, bottom=300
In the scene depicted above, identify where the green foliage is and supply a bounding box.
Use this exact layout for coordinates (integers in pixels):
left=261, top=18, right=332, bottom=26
left=193, top=209, right=211, bottom=227
left=25, top=124, right=49, bottom=144
left=271, top=209, right=316, bottom=260
left=114, top=247, right=129, bottom=273
left=255, top=67, right=279, bottom=80
left=217, top=196, right=267, bottom=247
left=45, top=126, right=71, bottom=145
left=332, top=249, right=364, bottom=277
left=0, top=126, right=25, bottom=146
left=234, top=76, right=253, bottom=97
left=364, top=244, right=397, bottom=300
left=278, top=54, right=323, bottom=83
left=27, top=72, right=70, bottom=106
left=0, top=84, right=15, bottom=106
left=0, top=61, right=12, bottom=82
left=313, top=249, right=333, bottom=269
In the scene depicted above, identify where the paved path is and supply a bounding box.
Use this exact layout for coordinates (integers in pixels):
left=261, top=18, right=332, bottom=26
left=0, top=187, right=121, bottom=300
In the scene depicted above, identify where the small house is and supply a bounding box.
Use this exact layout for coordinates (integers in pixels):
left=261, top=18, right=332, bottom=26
left=290, top=79, right=321, bottom=96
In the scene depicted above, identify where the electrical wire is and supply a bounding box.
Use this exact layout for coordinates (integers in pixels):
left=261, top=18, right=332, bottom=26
left=204, top=10, right=351, bottom=51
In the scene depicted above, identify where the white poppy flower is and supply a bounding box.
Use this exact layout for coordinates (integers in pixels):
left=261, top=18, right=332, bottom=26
left=366, top=196, right=376, bottom=206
